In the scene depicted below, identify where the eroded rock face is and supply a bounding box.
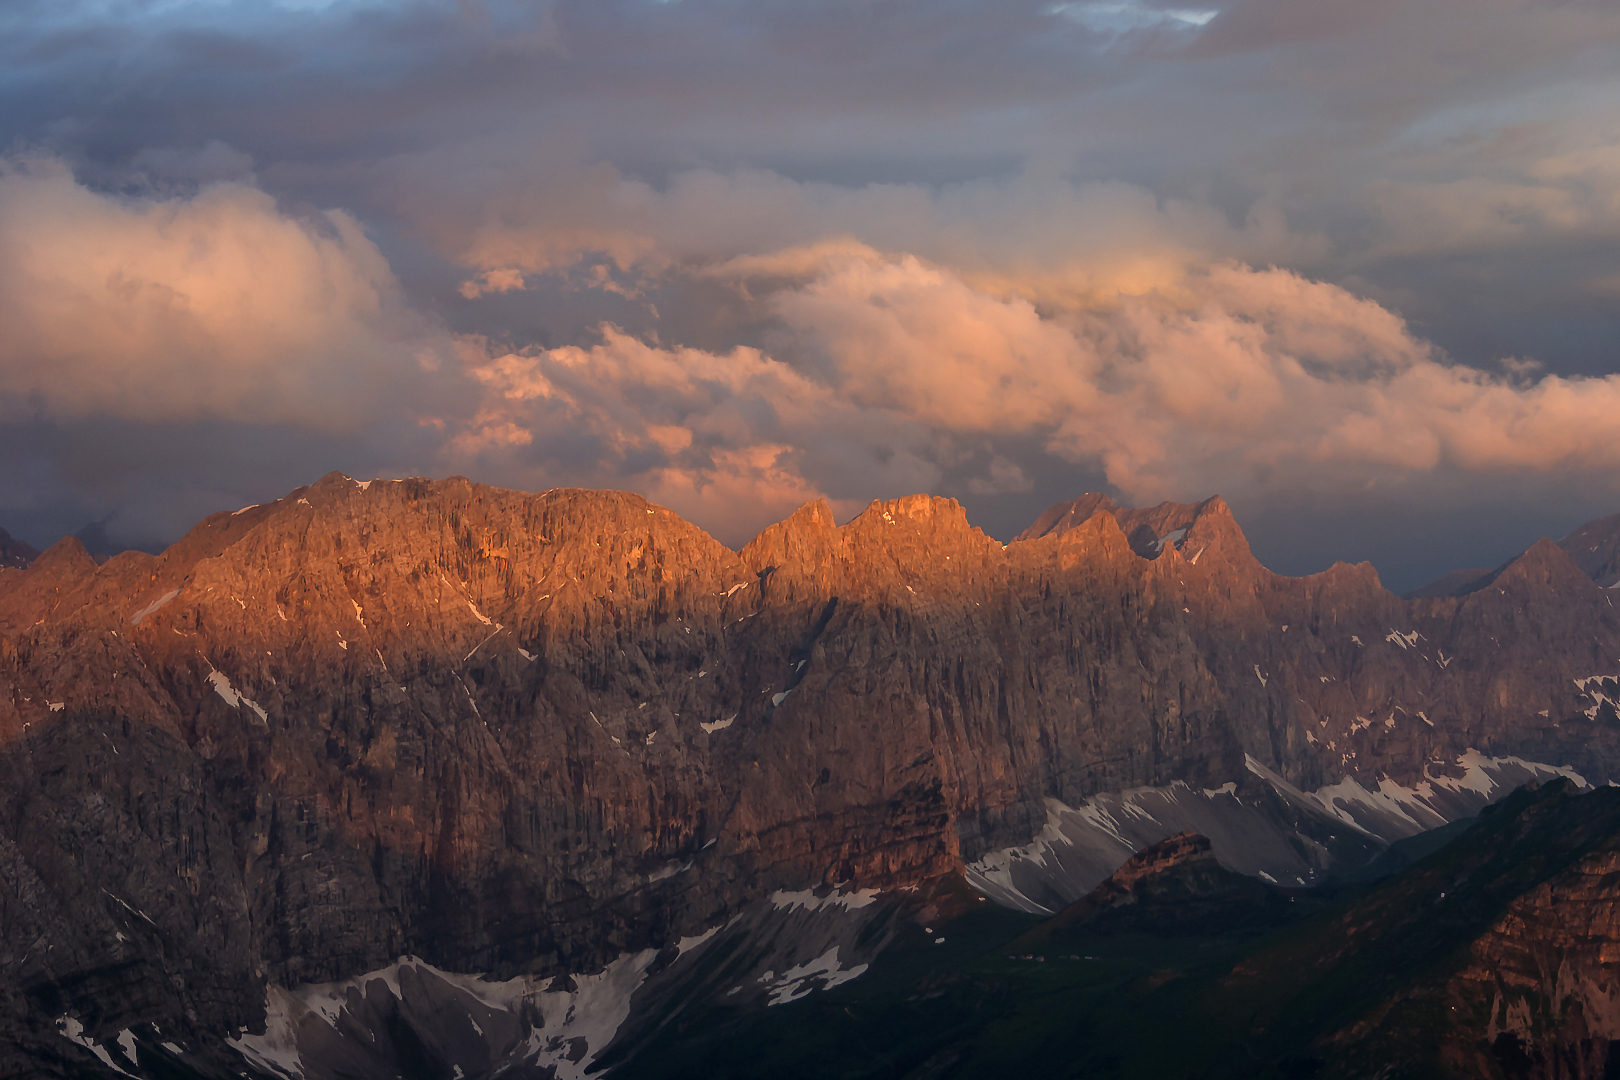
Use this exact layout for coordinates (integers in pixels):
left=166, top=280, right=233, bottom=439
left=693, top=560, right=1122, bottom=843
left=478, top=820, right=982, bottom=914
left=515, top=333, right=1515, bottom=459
left=1, top=475, right=1618, bottom=1074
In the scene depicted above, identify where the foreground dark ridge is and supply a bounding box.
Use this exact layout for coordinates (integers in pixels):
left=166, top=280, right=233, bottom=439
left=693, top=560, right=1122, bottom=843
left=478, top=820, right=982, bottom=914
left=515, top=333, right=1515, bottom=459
left=1, top=473, right=1618, bottom=1074
left=617, top=779, right=1620, bottom=1080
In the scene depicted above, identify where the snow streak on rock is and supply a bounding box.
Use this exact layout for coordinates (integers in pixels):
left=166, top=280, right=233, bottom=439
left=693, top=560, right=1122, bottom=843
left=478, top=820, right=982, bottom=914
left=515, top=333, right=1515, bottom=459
left=967, top=751, right=1586, bottom=914
left=230, top=952, right=659, bottom=1080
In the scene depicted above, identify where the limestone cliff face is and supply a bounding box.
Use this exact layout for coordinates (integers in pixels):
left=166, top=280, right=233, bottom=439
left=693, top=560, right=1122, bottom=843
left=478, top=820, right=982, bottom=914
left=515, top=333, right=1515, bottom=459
left=1, top=475, right=1618, bottom=1072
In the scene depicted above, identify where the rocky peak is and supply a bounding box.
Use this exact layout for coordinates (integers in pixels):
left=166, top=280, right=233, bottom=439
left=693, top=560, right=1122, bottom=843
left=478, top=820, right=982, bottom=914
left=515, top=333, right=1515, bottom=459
left=741, top=498, right=841, bottom=602
left=1014, top=492, right=1258, bottom=571
left=1457, top=536, right=1599, bottom=604
left=0, top=536, right=98, bottom=630
left=741, top=494, right=1011, bottom=610
left=1408, top=505, right=1620, bottom=599
left=1559, top=510, right=1620, bottom=588
left=1176, top=495, right=1262, bottom=577
left=1014, top=492, right=1122, bottom=542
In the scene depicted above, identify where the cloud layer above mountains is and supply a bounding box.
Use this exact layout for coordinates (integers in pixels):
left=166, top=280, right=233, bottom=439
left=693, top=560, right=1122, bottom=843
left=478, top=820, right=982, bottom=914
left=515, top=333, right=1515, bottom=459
left=2, top=0, right=1619, bottom=587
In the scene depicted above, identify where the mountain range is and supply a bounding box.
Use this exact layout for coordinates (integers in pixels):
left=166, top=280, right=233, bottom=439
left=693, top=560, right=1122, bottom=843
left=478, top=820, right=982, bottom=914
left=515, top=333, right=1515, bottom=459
left=2, top=474, right=1619, bottom=1078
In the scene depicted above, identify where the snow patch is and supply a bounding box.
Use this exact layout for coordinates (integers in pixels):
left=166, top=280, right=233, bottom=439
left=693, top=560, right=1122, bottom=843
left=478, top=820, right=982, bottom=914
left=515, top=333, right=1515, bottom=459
left=130, top=589, right=179, bottom=626
left=675, top=926, right=721, bottom=958
left=57, top=1017, right=136, bottom=1077
left=965, top=796, right=1135, bottom=915
left=700, top=714, right=736, bottom=734
left=1575, top=674, right=1619, bottom=721
left=1296, top=750, right=1585, bottom=835
left=760, top=948, right=868, bottom=1006
left=1385, top=629, right=1420, bottom=650
left=646, top=859, right=690, bottom=882
left=770, top=887, right=879, bottom=913
left=976, top=751, right=1590, bottom=918
left=231, top=952, right=659, bottom=1080
left=208, top=670, right=267, bottom=722
left=231, top=504, right=258, bottom=516
left=1152, top=527, right=1188, bottom=552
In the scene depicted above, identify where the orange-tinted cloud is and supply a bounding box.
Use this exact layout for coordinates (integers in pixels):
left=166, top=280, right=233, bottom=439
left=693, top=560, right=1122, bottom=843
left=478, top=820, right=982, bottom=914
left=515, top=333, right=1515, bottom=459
left=443, top=245, right=1620, bottom=541
left=0, top=156, right=440, bottom=428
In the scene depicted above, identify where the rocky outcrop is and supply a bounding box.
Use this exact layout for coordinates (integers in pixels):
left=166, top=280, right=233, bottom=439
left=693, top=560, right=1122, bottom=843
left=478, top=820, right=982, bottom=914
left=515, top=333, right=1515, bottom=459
left=1008, top=831, right=1294, bottom=947
left=2, top=475, right=1619, bottom=1075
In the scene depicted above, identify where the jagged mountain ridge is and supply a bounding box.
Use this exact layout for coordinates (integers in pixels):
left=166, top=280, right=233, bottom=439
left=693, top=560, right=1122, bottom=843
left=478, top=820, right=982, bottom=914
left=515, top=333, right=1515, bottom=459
left=2, top=473, right=1620, bottom=1076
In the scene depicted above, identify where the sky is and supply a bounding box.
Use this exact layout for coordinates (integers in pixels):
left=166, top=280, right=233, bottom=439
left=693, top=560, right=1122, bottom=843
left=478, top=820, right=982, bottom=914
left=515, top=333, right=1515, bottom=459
left=2, top=0, right=1620, bottom=591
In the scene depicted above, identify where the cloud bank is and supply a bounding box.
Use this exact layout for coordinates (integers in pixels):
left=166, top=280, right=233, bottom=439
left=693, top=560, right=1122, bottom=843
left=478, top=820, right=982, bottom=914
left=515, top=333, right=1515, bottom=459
left=3, top=0, right=1620, bottom=586
left=443, top=244, right=1620, bottom=543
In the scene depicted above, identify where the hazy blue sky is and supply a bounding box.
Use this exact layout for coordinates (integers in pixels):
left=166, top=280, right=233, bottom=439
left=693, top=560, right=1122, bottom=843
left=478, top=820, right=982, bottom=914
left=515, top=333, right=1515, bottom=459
left=3, top=0, right=1620, bottom=590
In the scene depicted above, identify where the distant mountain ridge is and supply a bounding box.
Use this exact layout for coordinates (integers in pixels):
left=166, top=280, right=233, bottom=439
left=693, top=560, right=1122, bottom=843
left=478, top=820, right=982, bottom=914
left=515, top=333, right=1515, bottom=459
left=1, top=475, right=1619, bottom=1077
left=1407, top=508, right=1620, bottom=598
left=1560, top=510, right=1620, bottom=588
left=0, top=526, right=37, bottom=570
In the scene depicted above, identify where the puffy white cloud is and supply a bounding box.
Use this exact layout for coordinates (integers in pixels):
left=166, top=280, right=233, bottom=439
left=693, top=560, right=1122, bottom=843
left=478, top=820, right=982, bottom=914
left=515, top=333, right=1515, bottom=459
left=0, top=156, right=442, bottom=429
